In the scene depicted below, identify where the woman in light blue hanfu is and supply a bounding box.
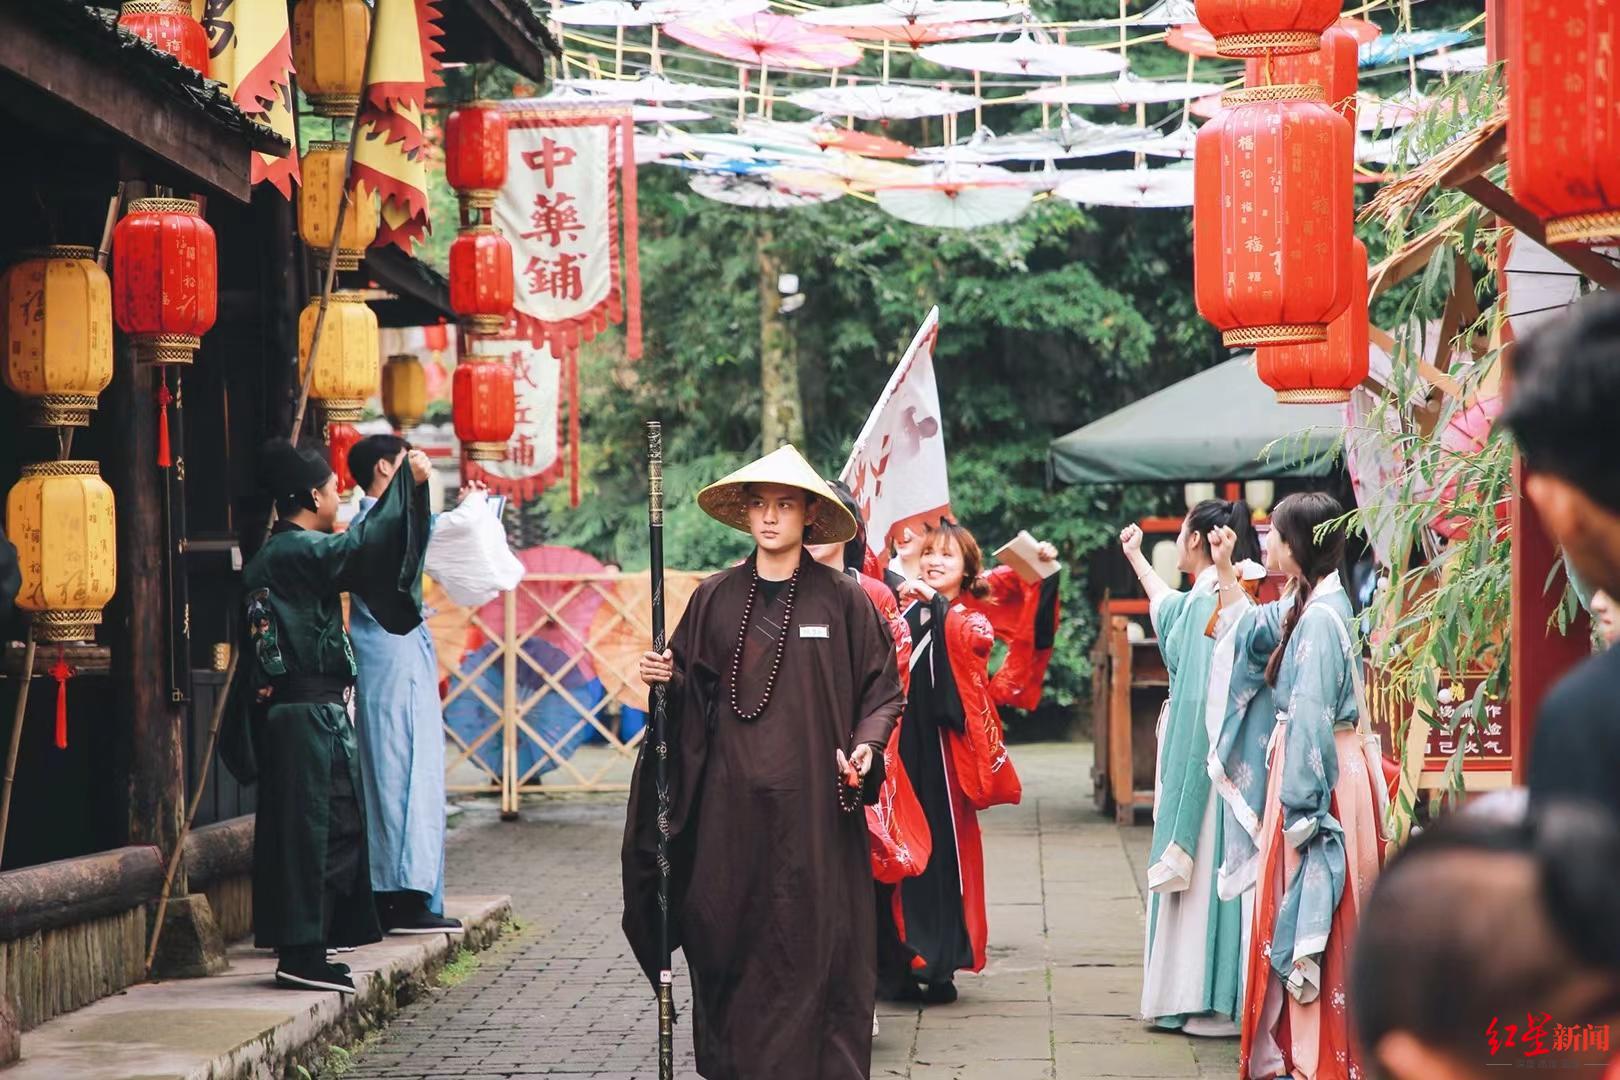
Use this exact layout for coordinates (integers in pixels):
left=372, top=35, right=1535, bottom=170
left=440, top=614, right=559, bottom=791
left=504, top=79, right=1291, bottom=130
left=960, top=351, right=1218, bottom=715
left=1121, top=500, right=1265, bottom=1036
left=1206, top=493, right=1388, bottom=1080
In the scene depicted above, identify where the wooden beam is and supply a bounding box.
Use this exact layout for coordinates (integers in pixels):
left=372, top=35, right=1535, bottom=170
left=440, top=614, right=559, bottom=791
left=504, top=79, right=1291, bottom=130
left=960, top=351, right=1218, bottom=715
left=0, top=846, right=163, bottom=941
left=0, top=8, right=253, bottom=201
left=1454, top=175, right=1620, bottom=290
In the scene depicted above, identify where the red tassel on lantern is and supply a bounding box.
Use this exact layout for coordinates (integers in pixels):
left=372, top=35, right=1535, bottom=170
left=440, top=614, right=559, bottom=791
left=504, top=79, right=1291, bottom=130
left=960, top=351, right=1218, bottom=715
left=156, top=375, right=173, bottom=468
left=51, top=649, right=73, bottom=750
left=327, top=422, right=363, bottom=494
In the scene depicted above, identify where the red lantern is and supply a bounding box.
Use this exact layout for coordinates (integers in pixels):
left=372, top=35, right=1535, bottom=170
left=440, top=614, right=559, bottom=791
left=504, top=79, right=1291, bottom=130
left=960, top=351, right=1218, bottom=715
left=118, top=1, right=209, bottom=74
left=1508, top=0, right=1620, bottom=244
left=112, top=197, right=218, bottom=365
left=453, top=358, right=516, bottom=462
left=327, top=422, right=363, bottom=494
left=449, top=226, right=515, bottom=337
left=1194, top=85, right=1355, bottom=347
left=1195, top=0, right=1342, bottom=57
left=1255, top=238, right=1368, bottom=403
left=445, top=101, right=510, bottom=215
left=1246, top=25, right=1359, bottom=128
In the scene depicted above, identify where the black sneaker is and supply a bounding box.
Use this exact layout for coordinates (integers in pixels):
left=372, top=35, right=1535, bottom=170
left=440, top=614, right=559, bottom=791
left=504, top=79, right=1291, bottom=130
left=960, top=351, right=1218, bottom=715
left=275, top=958, right=357, bottom=994
left=920, top=979, right=958, bottom=1005
left=388, top=911, right=465, bottom=935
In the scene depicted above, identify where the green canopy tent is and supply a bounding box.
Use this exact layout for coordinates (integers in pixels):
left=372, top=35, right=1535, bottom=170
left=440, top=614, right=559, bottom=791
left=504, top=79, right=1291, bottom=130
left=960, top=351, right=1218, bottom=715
left=1049, top=355, right=1345, bottom=484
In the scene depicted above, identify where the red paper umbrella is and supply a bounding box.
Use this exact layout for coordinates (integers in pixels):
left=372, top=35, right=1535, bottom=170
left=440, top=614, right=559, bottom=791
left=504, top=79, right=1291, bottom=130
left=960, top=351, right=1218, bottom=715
left=814, top=20, right=1002, bottom=47
left=665, top=12, right=864, bottom=70
left=1418, top=396, right=1508, bottom=541
left=1165, top=23, right=1220, bottom=58
left=810, top=125, right=915, bottom=158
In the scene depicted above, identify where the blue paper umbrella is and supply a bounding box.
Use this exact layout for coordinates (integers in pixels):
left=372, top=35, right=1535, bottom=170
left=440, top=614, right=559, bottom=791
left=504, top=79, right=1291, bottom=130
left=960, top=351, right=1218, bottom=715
left=1360, top=30, right=1472, bottom=67
left=444, top=639, right=606, bottom=782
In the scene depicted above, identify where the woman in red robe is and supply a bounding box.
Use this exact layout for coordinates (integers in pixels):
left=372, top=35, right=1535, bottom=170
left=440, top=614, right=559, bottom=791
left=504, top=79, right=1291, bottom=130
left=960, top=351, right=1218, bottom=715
left=881, top=520, right=1023, bottom=1004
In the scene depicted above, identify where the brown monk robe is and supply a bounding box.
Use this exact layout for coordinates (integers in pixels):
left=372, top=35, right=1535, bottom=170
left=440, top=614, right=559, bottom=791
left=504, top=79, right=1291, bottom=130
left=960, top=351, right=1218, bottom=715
left=623, top=446, right=905, bottom=1080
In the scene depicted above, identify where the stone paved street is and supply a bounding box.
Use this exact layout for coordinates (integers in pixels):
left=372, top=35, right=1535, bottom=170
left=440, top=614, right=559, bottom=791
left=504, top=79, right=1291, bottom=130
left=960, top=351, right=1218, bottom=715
left=347, top=742, right=1238, bottom=1079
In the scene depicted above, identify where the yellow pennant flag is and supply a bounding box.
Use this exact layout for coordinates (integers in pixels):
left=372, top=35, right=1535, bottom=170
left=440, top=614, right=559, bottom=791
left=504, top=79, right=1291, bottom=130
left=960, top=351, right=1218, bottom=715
left=202, top=0, right=299, bottom=195
left=354, top=100, right=430, bottom=252
left=353, top=0, right=443, bottom=252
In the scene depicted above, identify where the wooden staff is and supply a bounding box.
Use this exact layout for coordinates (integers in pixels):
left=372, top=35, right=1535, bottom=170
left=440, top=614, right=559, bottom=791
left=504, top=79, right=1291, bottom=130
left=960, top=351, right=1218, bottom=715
left=645, top=420, right=674, bottom=1080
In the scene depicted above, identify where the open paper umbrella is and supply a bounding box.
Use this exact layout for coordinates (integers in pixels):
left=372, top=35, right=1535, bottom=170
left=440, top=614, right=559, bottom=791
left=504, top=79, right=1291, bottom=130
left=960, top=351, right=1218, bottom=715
left=918, top=31, right=1126, bottom=77
left=690, top=171, right=844, bottom=207
left=1417, top=45, right=1488, bottom=73
left=1026, top=71, right=1222, bottom=106
left=785, top=83, right=982, bottom=120
left=798, top=0, right=1019, bottom=46
left=658, top=153, right=778, bottom=175
left=444, top=638, right=604, bottom=780
left=1356, top=93, right=1422, bottom=132
left=1359, top=30, right=1472, bottom=67
left=1502, top=233, right=1615, bottom=339
left=539, top=86, right=711, bottom=123
left=927, top=115, right=1156, bottom=161
left=1054, top=163, right=1194, bottom=207
left=1129, top=0, right=1197, bottom=26
left=555, top=73, right=739, bottom=102
left=875, top=160, right=1036, bottom=227
left=586, top=574, right=706, bottom=712
left=770, top=153, right=923, bottom=193
left=554, top=0, right=766, bottom=26
left=1164, top=23, right=1219, bottom=58
left=735, top=117, right=915, bottom=157
left=665, top=12, right=864, bottom=69
left=1335, top=17, right=1382, bottom=44
left=809, top=19, right=1006, bottom=47
left=1188, top=91, right=1222, bottom=120
left=1135, top=119, right=1198, bottom=160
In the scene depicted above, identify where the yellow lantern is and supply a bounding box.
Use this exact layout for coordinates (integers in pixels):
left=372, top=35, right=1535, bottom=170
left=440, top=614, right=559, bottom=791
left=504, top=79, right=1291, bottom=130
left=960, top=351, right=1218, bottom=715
left=291, top=0, right=370, bottom=118
left=0, top=246, right=113, bottom=427
left=8, top=461, right=117, bottom=643
left=298, top=292, right=379, bottom=422
left=382, top=354, right=427, bottom=432
left=298, top=141, right=379, bottom=271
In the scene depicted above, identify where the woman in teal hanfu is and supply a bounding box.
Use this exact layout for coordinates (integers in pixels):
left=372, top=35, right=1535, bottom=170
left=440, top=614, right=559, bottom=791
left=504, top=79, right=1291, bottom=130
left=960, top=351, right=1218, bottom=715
left=1121, top=500, right=1265, bottom=1036
left=1205, top=493, right=1389, bottom=1080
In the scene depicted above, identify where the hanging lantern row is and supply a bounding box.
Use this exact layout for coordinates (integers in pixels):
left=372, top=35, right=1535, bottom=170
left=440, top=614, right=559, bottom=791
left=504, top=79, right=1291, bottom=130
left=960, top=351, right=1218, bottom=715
left=1508, top=0, right=1620, bottom=245
left=298, top=291, right=380, bottom=422
left=1195, top=0, right=1342, bottom=58
left=292, top=0, right=371, bottom=118
left=453, top=356, right=517, bottom=462
left=445, top=101, right=510, bottom=217
left=449, top=226, right=515, bottom=336
left=118, top=1, right=209, bottom=76
left=1255, top=238, right=1369, bottom=404
left=1193, top=83, right=1355, bottom=348
left=0, top=247, right=113, bottom=428
left=1245, top=24, right=1359, bottom=128
left=300, top=141, right=381, bottom=271
left=382, top=353, right=428, bottom=433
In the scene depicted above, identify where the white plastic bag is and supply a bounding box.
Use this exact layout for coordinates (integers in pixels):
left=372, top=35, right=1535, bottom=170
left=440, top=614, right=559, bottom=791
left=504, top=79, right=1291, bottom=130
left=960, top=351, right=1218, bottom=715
left=423, top=491, right=524, bottom=607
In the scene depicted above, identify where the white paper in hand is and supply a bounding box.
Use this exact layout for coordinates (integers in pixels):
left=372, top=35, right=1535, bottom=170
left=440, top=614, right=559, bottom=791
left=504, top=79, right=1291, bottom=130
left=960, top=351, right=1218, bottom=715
left=424, top=491, right=525, bottom=608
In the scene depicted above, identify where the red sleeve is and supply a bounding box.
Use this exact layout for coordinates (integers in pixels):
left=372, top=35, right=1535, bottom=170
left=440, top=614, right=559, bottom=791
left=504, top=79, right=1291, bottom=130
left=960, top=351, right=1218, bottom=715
left=941, top=605, right=1021, bottom=811
left=860, top=572, right=911, bottom=696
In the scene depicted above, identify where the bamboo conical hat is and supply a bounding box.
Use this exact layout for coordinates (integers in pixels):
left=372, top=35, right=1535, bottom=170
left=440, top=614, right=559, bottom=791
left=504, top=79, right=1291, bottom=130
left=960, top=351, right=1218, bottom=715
left=697, top=444, right=858, bottom=546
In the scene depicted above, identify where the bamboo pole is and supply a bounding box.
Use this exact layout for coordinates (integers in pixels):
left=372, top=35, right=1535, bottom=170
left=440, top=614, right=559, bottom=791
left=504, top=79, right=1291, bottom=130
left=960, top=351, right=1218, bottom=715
left=146, top=19, right=382, bottom=974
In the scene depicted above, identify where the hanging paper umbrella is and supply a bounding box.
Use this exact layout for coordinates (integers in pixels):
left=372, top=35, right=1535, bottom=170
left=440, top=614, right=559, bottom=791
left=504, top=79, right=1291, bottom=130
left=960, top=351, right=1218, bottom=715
left=935, top=115, right=1157, bottom=161
left=665, top=12, right=864, bottom=70
left=554, top=73, right=739, bottom=103
left=798, top=0, right=1019, bottom=46
left=770, top=153, right=923, bottom=193
left=1356, top=92, right=1422, bottom=133
left=1164, top=23, right=1220, bottom=58
left=538, top=86, right=713, bottom=123
left=1416, top=45, right=1488, bottom=73
left=1360, top=30, right=1472, bottom=67
left=1335, top=17, right=1382, bottom=44
left=1135, top=119, right=1198, bottom=160
left=785, top=83, right=982, bottom=120
left=1053, top=163, right=1194, bottom=208
left=1356, top=133, right=1428, bottom=168
left=554, top=0, right=766, bottom=26
left=918, top=31, right=1127, bottom=78
left=1129, top=0, right=1197, bottom=26
left=690, top=171, right=844, bottom=207
left=1026, top=71, right=1222, bottom=106
left=875, top=162, right=1036, bottom=228
left=735, top=117, right=916, bottom=158
left=658, top=153, right=779, bottom=175
left=554, top=0, right=767, bottom=26
left=1188, top=91, right=1222, bottom=120
left=810, top=19, right=1006, bottom=47
left=1502, top=233, right=1615, bottom=339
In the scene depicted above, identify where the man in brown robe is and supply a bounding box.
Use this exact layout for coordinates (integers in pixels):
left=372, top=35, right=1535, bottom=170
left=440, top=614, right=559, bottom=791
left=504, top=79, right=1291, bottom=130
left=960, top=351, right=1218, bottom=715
left=623, top=444, right=906, bottom=1080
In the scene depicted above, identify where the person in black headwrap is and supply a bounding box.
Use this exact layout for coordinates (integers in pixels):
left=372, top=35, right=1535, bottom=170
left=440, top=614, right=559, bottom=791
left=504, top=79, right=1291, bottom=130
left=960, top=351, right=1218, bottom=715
left=231, top=437, right=432, bottom=994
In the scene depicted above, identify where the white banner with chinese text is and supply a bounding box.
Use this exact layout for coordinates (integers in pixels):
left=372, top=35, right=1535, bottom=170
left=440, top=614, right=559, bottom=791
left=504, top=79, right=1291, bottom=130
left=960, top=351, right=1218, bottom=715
left=840, top=308, right=952, bottom=555
left=464, top=341, right=563, bottom=502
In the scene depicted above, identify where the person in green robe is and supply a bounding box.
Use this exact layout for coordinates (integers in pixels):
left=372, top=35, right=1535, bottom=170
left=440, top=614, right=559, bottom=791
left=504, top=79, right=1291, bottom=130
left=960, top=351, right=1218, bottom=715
left=1120, top=500, right=1264, bottom=1035
left=228, top=438, right=432, bottom=994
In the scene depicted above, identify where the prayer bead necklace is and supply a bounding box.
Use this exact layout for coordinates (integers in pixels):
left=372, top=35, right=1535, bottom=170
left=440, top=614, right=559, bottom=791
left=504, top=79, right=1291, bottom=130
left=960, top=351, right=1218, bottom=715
left=727, top=563, right=800, bottom=721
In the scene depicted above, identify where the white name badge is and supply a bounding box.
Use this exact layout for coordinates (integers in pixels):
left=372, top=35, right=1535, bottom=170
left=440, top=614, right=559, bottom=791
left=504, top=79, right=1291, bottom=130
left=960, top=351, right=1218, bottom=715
left=799, top=625, right=830, bottom=639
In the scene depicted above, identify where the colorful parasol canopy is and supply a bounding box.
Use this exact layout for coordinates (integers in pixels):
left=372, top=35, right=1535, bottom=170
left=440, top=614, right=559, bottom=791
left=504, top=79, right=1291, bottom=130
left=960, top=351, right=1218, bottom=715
left=808, top=19, right=1007, bottom=47
left=1359, top=30, right=1472, bottom=67
left=539, top=85, right=713, bottom=123
left=735, top=118, right=915, bottom=157
left=1416, top=45, right=1488, bottom=73
left=916, top=116, right=1156, bottom=162
left=1128, top=0, right=1197, bottom=26
left=798, top=0, right=1020, bottom=46
left=785, top=83, right=982, bottom=120
left=1054, top=163, right=1194, bottom=208
left=665, top=12, right=864, bottom=70
left=769, top=153, right=923, bottom=193
left=1025, top=71, right=1222, bottom=106
left=875, top=161, right=1037, bottom=228
left=553, top=0, right=766, bottom=27
left=690, top=171, right=844, bottom=207
left=918, top=31, right=1127, bottom=77
left=554, top=74, right=739, bottom=103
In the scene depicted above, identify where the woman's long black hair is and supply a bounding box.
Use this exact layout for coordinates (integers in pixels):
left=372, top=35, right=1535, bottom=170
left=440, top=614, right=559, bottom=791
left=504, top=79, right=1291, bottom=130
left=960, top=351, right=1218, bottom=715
left=1186, top=499, right=1262, bottom=567
left=1264, top=492, right=1346, bottom=687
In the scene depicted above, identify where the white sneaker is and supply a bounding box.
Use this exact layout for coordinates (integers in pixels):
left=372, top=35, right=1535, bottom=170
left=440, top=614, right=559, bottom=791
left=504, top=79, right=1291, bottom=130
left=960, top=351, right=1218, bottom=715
left=872, top=1010, right=880, bottom=1038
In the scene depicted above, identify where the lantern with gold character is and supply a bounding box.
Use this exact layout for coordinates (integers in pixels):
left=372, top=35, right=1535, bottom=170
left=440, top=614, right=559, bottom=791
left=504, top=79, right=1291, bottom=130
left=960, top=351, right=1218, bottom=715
left=445, top=102, right=509, bottom=214
left=453, top=357, right=516, bottom=461
left=0, top=246, right=114, bottom=428
left=449, top=226, right=515, bottom=336
left=112, top=197, right=218, bottom=366
left=291, top=0, right=371, bottom=118
left=9, top=462, right=117, bottom=644
left=118, top=1, right=209, bottom=74
left=299, top=141, right=380, bottom=270
left=298, top=292, right=380, bottom=423
left=382, top=354, right=428, bottom=433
